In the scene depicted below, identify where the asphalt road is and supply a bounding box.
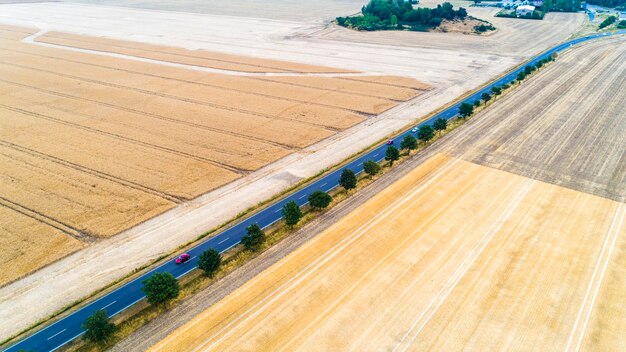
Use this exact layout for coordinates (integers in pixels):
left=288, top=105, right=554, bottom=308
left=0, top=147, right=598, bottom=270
left=5, top=30, right=624, bottom=352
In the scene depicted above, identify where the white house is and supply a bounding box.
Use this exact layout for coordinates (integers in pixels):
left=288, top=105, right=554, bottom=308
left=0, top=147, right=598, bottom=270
left=516, top=5, right=535, bottom=16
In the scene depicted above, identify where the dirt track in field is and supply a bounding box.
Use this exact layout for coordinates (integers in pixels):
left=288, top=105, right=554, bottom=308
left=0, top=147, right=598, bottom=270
left=0, top=24, right=429, bottom=287
left=138, top=36, right=626, bottom=352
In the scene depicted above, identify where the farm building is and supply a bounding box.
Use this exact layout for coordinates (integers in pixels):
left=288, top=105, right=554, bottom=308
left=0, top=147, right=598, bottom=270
left=516, top=5, right=535, bottom=16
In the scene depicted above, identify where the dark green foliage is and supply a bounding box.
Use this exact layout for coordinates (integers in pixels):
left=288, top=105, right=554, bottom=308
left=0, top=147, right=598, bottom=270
left=481, top=92, right=492, bottom=104
left=586, top=0, right=625, bottom=7
left=599, top=15, right=617, bottom=29
left=385, top=145, right=400, bottom=165
left=417, top=125, right=434, bottom=143
left=337, top=1, right=470, bottom=30
left=142, top=272, right=180, bottom=305
left=491, top=86, right=502, bottom=97
left=308, top=190, right=332, bottom=210
left=433, top=118, right=447, bottom=134
left=542, top=0, right=582, bottom=12
left=473, top=100, right=481, bottom=107
left=363, top=160, right=381, bottom=177
left=618, top=20, right=626, bottom=29
left=241, top=223, right=265, bottom=251
left=198, top=248, right=221, bottom=277
left=82, top=310, right=115, bottom=343
left=400, top=134, right=418, bottom=153
left=339, top=168, right=357, bottom=190
left=282, top=200, right=302, bottom=227
left=459, top=102, right=474, bottom=118
left=501, top=83, right=510, bottom=90
left=524, top=65, right=534, bottom=75
left=517, top=71, right=527, bottom=81
left=475, top=23, right=496, bottom=32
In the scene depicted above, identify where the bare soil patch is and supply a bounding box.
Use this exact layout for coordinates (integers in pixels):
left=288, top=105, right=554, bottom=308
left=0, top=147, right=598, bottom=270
left=38, top=31, right=354, bottom=74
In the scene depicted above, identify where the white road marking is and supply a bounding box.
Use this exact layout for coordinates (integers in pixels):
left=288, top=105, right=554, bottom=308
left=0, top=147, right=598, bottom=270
left=320, top=182, right=327, bottom=188
left=47, top=329, right=66, bottom=340
left=100, top=300, right=116, bottom=310
left=299, top=194, right=308, bottom=199
left=564, top=203, right=625, bottom=352
left=274, top=207, right=282, bottom=213
left=218, top=237, right=229, bottom=244
left=50, top=332, right=85, bottom=352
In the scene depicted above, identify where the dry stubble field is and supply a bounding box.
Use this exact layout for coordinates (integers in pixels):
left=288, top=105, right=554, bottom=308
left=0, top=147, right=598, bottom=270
left=150, top=37, right=626, bottom=351
left=0, top=24, right=430, bottom=286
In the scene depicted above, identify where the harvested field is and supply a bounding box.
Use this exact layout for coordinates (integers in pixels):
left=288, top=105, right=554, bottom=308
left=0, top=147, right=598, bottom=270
left=0, top=205, right=85, bottom=286
left=150, top=156, right=626, bottom=351
left=0, top=24, right=429, bottom=286
left=148, top=37, right=626, bottom=351
left=38, top=31, right=354, bottom=74
left=444, top=36, right=626, bottom=202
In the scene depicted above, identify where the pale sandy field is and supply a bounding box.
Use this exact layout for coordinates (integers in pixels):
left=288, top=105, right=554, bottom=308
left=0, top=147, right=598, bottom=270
left=149, top=37, right=626, bottom=352
left=150, top=155, right=626, bottom=351
left=0, top=24, right=426, bottom=286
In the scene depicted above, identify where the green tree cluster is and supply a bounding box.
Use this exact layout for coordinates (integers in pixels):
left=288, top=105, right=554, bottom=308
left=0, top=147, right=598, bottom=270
left=82, top=310, right=116, bottom=343
left=308, top=190, right=332, bottom=210
left=385, top=145, right=400, bottom=165
left=142, top=272, right=180, bottom=305
left=337, top=1, right=469, bottom=31
left=599, top=15, right=617, bottom=29
left=433, top=118, right=447, bottom=134
left=339, top=168, right=357, bottom=191
left=241, top=223, right=265, bottom=251
left=400, top=135, right=418, bottom=153
left=282, top=200, right=303, bottom=227
left=198, top=248, right=221, bottom=277
left=459, top=102, right=474, bottom=119
left=417, top=125, right=434, bottom=143
left=363, top=160, right=381, bottom=177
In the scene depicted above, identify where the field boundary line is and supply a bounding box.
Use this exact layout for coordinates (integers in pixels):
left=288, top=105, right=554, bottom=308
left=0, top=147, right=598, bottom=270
left=277, top=164, right=500, bottom=351
left=564, top=202, right=625, bottom=352
left=159, top=158, right=462, bottom=352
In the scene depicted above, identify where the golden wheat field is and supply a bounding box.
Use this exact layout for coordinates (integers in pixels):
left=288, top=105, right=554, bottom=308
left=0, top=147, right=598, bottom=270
left=0, top=24, right=429, bottom=285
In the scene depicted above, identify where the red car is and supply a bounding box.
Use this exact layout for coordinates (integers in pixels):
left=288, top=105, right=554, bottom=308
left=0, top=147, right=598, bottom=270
left=386, top=139, right=394, bottom=145
left=175, top=253, right=191, bottom=264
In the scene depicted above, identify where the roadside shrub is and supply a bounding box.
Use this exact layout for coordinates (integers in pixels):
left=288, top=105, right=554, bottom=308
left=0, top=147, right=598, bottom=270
left=363, top=160, right=381, bottom=177
left=617, top=20, right=626, bottom=29
left=599, top=15, right=617, bottom=29
left=308, top=190, right=332, bottom=210
left=339, top=168, right=357, bottom=191
left=400, top=135, right=418, bottom=153
left=459, top=102, right=474, bottom=118
left=241, top=223, right=265, bottom=251
left=282, top=200, right=303, bottom=227
left=385, top=145, right=400, bottom=165
left=142, top=272, right=180, bottom=305
left=198, top=248, right=221, bottom=278
left=433, top=118, right=447, bottom=134
left=417, top=125, right=435, bottom=143
left=82, top=310, right=115, bottom=343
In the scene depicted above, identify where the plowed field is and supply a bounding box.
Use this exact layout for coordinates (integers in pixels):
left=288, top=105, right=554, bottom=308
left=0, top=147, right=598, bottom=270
left=0, top=24, right=429, bottom=285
